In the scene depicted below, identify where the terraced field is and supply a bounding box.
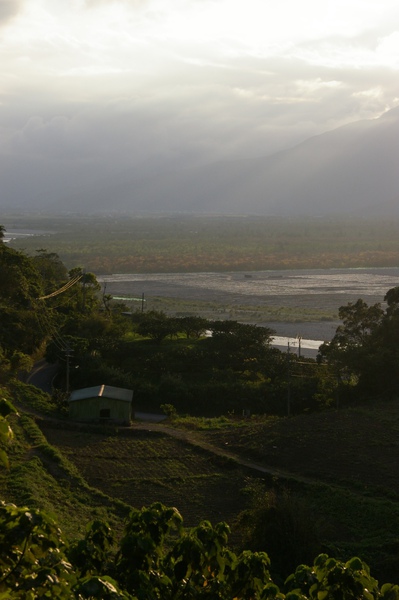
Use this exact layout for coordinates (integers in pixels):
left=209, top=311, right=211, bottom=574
left=39, top=423, right=256, bottom=529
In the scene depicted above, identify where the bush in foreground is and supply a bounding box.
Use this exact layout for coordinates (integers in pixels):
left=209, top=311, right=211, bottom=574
left=1, top=500, right=399, bottom=599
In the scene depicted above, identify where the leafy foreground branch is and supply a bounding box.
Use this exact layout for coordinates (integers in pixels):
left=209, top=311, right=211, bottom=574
left=1, top=500, right=399, bottom=600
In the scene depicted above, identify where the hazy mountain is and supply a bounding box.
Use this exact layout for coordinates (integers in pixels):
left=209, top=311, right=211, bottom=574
left=3, top=106, right=399, bottom=216
left=66, top=105, right=399, bottom=216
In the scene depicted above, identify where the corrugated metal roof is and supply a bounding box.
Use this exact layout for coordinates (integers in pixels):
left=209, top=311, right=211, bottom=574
left=69, top=384, right=133, bottom=403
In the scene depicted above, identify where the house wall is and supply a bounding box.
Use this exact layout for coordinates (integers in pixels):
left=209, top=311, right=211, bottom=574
left=69, top=396, right=132, bottom=424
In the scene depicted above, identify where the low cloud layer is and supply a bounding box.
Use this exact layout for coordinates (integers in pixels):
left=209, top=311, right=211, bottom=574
left=0, top=0, right=398, bottom=213
left=0, top=0, right=23, bottom=25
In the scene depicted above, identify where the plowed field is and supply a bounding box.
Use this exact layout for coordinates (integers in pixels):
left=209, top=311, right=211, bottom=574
left=40, top=423, right=255, bottom=528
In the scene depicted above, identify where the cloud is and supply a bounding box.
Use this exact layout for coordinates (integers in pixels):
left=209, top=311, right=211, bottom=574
left=0, top=0, right=23, bottom=25
left=2, top=37, right=397, bottom=171
left=0, top=0, right=398, bottom=214
left=82, top=0, right=147, bottom=6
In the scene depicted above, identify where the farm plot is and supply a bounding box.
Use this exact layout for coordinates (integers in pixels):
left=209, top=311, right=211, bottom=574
left=39, top=424, right=253, bottom=528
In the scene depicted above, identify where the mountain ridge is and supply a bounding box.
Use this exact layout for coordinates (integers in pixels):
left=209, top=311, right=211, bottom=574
left=3, top=106, right=399, bottom=216
left=66, top=106, right=399, bottom=216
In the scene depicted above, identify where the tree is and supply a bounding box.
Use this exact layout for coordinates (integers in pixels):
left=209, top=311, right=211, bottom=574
left=319, top=288, right=399, bottom=399
left=0, top=348, right=33, bottom=385
left=0, top=244, right=43, bottom=307
left=33, top=249, right=68, bottom=294
left=0, top=244, right=46, bottom=353
left=209, top=321, right=274, bottom=355
left=136, top=311, right=180, bottom=343
left=0, top=395, right=17, bottom=468
left=384, top=287, right=399, bottom=316
left=328, top=299, right=383, bottom=348
left=175, top=316, right=209, bottom=339
left=205, top=321, right=274, bottom=373
left=64, top=268, right=101, bottom=314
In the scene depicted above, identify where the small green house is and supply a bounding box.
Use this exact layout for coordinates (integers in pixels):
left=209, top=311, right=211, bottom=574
left=68, top=384, right=133, bottom=425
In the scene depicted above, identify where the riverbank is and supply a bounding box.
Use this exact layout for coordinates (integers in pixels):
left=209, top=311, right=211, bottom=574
left=99, top=267, right=399, bottom=345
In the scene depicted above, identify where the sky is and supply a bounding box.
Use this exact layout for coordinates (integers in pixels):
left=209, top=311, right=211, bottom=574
left=1, top=0, right=399, bottom=202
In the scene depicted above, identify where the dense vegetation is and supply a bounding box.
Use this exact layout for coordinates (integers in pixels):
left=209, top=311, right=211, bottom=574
left=64, top=312, right=331, bottom=417
left=2, top=223, right=399, bottom=597
left=319, top=290, right=399, bottom=399
left=3, top=485, right=399, bottom=599
left=6, top=213, right=399, bottom=273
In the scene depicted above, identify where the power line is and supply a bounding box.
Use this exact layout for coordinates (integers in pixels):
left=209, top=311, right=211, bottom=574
left=50, top=289, right=80, bottom=309
left=37, top=275, right=82, bottom=300
left=34, top=306, right=69, bottom=352
left=34, top=275, right=86, bottom=393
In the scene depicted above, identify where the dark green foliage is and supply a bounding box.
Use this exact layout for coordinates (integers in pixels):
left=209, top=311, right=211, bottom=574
left=85, top=315, right=336, bottom=416
left=205, top=320, right=274, bottom=373
left=0, top=397, right=18, bottom=418
left=319, top=286, right=399, bottom=399
left=0, top=243, right=46, bottom=353
left=175, top=315, right=209, bottom=339
left=0, top=394, right=17, bottom=469
left=285, top=554, right=384, bottom=600
left=0, top=500, right=75, bottom=597
left=1, top=499, right=399, bottom=599
left=135, top=310, right=180, bottom=343
left=0, top=243, right=42, bottom=307
left=69, top=356, right=135, bottom=391
left=237, top=488, right=323, bottom=582
left=68, top=520, right=114, bottom=576
left=33, top=249, right=69, bottom=293
left=10, top=380, right=56, bottom=415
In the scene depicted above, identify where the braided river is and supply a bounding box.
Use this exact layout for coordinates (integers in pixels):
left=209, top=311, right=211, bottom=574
left=99, top=267, right=399, bottom=355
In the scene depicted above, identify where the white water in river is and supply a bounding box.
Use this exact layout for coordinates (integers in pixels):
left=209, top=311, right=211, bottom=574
left=271, top=336, right=324, bottom=351
left=99, top=267, right=399, bottom=298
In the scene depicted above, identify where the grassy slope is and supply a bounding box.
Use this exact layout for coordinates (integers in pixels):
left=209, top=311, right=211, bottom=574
left=177, top=405, right=399, bottom=577
left=1, top=413, right=131, bottom=541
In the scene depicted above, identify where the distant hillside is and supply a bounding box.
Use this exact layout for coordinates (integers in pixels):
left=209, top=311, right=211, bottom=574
left=60, top=105, right=399, bottom=216
left=2, top=106, right=399, bottom=216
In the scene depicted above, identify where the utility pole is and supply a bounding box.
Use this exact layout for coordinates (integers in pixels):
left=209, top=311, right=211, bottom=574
left=65, top=347, right=73, bottom=394
left=287, top=342, right=291, bottom=417
left=81, top=269, right=87, bottom=313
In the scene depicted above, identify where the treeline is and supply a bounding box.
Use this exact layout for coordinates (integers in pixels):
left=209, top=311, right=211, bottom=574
left=59, top=293, right=399, bottom=416
left=60, top=311, right=335, bottom=416
left=7, top=214, right=399, bottom=273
